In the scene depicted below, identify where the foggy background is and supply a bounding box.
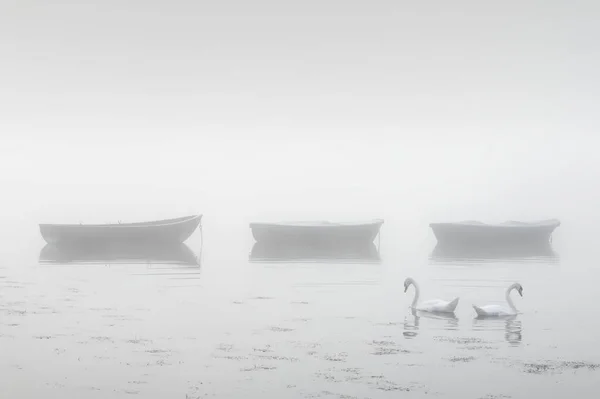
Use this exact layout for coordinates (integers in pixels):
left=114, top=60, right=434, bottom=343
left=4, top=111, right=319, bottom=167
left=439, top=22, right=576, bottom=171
left=2, top=1, right=598, bottom=230
left=2, top=2, right=600, bottom=398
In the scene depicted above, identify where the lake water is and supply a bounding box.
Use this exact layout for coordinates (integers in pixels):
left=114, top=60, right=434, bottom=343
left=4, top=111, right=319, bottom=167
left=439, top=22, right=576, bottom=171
left=2, top=206, right=600, bottom=399
left=2, top=135, right=600, bottom=398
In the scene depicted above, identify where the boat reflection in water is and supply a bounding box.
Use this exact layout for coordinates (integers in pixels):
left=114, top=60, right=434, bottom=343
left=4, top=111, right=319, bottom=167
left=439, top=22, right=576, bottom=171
left=249, top=241, right=381, bottom=264
left=39, top=241, right=200, bottom=266
left=429, top=241, right=558, bottom=264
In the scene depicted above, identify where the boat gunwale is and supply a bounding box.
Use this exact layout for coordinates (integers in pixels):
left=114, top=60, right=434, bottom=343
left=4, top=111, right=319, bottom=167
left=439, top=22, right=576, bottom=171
left=429, top=219, right=560, bottom=229
left=39, top=214, right=202, bottom=229
left=249, top=219, right=384, bottom=229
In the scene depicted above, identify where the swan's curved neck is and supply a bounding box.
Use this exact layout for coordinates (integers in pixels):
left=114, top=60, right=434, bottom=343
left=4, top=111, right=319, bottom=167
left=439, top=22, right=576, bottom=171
left=505, top=284, right=518, bottom=311
left=410, top=280, right=420, bottom=308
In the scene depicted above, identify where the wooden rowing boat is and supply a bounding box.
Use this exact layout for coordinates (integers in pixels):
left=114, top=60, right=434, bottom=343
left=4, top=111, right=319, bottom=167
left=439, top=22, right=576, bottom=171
left=249, top=219, right=384, bottom=245
left=429, top=219, right=560, bottom=246
left=39, top=215, right=202, bottom=245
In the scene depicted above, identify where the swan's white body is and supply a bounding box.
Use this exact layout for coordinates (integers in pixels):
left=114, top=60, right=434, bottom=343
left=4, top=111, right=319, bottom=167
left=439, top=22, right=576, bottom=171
left=473, top=283, right=523, bottom=317
left=404, top=278, right=459, bottom=313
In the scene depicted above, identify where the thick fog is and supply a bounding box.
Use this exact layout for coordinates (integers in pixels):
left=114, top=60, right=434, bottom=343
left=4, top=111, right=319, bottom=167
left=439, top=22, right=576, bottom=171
left=1, top=1, right=599, bottom=398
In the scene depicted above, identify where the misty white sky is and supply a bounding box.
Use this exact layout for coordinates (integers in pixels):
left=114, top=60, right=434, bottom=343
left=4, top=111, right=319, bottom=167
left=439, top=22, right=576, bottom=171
left=2, top=1, right=598, bottom=135
left=1, top=1, right=598, bottom=225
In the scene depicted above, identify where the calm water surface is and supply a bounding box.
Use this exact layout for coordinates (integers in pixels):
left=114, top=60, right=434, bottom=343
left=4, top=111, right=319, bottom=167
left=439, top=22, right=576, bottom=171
left=2, top=215, right=600, bottom=399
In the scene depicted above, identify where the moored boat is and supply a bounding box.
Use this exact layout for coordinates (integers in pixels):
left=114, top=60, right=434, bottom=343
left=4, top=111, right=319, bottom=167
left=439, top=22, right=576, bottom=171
left=39, top=215, right=202, bottom=245
left=249, top=219, right=384, bottom=245
left=429, top=219, right=560, bottom=247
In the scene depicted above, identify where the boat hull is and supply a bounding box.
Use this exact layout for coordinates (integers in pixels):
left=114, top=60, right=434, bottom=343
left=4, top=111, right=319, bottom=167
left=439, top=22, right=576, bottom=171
left=429, top=219, right=560, bottom=247
left=249, top=219, right=384, bottom=245
left=39, top=215, right=202, bottom=245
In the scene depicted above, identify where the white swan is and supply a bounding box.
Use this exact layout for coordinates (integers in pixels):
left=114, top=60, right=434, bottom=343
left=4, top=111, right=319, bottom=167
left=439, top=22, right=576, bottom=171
left=472, top=282, right=523, bottom=317
left=403, top=277, right=459, bottom=313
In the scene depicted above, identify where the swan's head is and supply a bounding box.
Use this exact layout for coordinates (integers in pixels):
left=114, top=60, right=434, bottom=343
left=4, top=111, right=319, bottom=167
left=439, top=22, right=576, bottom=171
left=514, top=283, right=524, bottom=297
left=403, top=277, right=415, bottom=293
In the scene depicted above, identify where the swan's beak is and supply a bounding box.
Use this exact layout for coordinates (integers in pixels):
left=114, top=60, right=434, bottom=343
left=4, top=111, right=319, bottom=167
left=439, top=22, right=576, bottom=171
left=518, top=289, right=523, bottom=297
left=403, top=285, right=408, bottom=293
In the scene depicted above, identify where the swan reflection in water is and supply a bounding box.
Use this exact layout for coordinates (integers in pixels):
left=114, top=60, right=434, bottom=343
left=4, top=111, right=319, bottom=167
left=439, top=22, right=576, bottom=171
left=472, top=315, right=523, bottom=345
left=39, top=241, right=201, bottom=267
left=249, top=240, right=381, bottom=264
left=403, top=308, right=459, bottom=339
